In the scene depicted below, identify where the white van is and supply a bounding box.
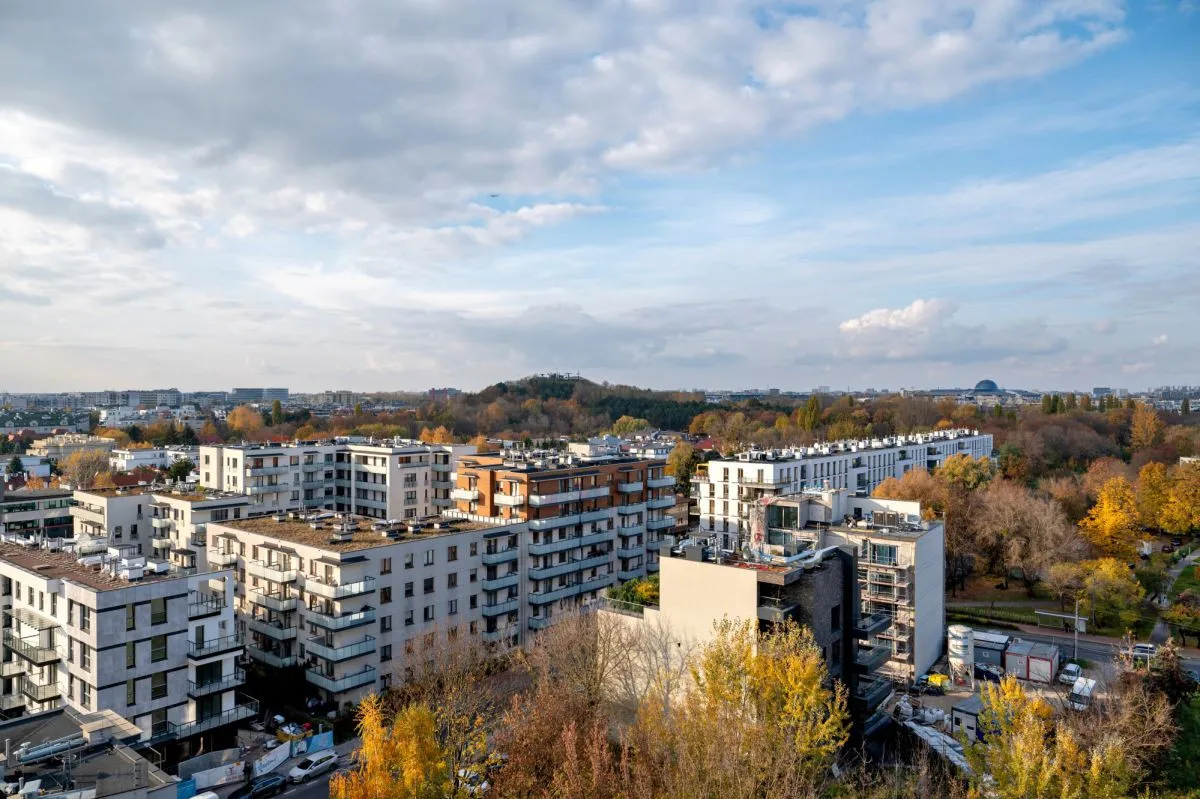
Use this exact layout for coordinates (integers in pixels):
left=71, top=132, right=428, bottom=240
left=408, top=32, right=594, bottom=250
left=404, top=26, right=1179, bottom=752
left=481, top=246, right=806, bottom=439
left=1067, top=677, right=1096, bottom=711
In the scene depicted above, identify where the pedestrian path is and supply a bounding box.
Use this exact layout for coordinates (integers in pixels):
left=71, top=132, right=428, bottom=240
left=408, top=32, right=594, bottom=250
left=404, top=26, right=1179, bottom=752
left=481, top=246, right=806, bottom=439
left=1151, top=548, right=1200, bottom=644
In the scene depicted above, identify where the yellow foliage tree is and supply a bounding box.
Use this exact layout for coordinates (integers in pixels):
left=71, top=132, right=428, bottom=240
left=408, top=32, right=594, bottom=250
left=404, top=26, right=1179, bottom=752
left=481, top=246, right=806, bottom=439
left=58, top=450, right=111, bottom=490
left=93, top=427, right=132, bottom=448
left=1079, top=477, right=1140, bottom=559
left=1130, top=403, right=1164, bottom=451
left=331, top=696, right=449, bottom=799
left=226, top=405, right=264, bottom=436
left=1160, top=462, right=1200, bottom=535
left=965, top=676, right=1135, bottom=798
left=418, top=425, right=454, bottom=444
left=1136, top=461, right=1170, bottom=531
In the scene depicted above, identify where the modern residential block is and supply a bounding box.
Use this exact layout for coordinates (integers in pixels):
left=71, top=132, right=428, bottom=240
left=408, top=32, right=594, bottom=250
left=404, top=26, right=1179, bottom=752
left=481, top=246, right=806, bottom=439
left=0, top=486, right=74, bottom=540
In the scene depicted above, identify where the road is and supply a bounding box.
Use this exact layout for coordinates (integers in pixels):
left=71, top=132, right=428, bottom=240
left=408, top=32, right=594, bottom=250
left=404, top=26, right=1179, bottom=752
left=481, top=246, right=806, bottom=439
left=282, top=771, right=336, bottom=799
left=980, top=626, right=1200, bottom=674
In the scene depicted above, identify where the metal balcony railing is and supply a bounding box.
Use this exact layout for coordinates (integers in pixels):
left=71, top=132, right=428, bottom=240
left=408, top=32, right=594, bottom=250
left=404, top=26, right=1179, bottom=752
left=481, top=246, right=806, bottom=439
left=189, top=633, right=243, bottom=659
left=3, top=631, right=59, bottom=665
left=305, top=666, right=376, bottom=694
left=187, top=669, right=246, bottom=698
left=306, top=607, right=375, bottom=631
left=305, top=576, right=376, bottom=600
left=188, top=594, right=226, bottom=619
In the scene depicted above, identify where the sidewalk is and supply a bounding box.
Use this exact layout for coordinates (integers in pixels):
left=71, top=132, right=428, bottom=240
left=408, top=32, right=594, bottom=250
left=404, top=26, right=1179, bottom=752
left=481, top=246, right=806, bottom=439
left=1151, top=548, right=1200, bottom=644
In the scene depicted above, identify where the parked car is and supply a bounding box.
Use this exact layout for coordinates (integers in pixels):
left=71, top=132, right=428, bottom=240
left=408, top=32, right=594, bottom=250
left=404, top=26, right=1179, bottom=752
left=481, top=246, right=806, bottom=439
left=229, top=774, right=286, bottom=799
left=288, top=749, right=340, bottom=783
left=1162, top=543, right=1175, bottom=553
left=1058, top=663, right=1082, bottom=685
left=1172, top=537, right=1184, bottom=547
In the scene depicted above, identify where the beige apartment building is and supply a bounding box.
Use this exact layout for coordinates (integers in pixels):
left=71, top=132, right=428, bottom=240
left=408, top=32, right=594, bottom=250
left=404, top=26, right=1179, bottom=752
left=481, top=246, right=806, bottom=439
left=27, top=434, right=117, bottom=461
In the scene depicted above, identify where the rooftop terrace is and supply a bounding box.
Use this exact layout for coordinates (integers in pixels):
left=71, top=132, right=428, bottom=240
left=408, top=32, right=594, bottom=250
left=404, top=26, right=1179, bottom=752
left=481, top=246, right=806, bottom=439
left=213, top=512, right=511, bottom=553
left=0, top=538, right=213, bottom=591
left=707, top=428, right=986, bottom=464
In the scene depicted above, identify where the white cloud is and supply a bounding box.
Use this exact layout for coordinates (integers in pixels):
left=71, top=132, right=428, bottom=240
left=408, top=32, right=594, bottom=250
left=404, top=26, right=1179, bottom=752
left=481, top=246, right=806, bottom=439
left=1153, top=334, right=1169, bottom=345
left=839, top=299, right=957, bottom=335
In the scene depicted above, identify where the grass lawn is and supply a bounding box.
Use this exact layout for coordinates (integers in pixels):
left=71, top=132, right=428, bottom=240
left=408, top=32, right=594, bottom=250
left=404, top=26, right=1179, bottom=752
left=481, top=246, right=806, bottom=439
left=1171, top=565, right=1200, bottom=601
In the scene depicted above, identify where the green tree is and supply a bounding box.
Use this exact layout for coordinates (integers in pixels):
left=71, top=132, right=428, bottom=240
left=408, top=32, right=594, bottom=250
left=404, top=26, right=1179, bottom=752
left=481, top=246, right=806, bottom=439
left=1042, top=394, right=1054, bottom=414
left=166, top=459, right=194, bottom=483
left=1182, top=397, right=1192, bottom=415
left=6, top=456, right=22, bottom=477
left=271, top=399, right=283, bottom=426
left=1064, top=392, right=1078, bottom=411
left=610, top=415, right=652, bottom=436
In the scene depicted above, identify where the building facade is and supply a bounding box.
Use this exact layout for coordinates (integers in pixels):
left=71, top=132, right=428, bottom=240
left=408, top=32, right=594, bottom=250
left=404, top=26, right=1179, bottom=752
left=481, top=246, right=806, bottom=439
left=0, top=536, right=247, bottom=756
left=27, top=435, right=118, bottom=461
left=692, top=429, right=992, bottom=543
left=0, top=487, right=74, bottom=539
left=110, top=447, right=199, bottom=474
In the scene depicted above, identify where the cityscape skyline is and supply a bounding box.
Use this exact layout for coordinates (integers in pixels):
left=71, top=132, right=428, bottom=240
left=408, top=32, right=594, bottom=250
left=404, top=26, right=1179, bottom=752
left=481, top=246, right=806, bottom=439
left=1, top=4, right=1196, bottom=390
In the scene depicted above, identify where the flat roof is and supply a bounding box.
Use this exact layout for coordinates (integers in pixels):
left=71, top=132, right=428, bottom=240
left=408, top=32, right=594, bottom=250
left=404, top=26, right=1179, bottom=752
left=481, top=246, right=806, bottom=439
left=0, top=542, right=197, bottom=592
left=80, top=486, right=249, bottom=504
left=1, top=488, right=72, bottom=500
left=216, top=514, right=510, bottom=553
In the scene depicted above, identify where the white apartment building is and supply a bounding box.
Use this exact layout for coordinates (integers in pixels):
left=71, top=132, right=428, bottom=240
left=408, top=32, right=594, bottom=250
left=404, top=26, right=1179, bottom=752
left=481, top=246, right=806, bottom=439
left=110, top=447, right=198, bottom=473
left=198, top=439, right=474, bottom=520
left=694, top=429, right=992, bottom=543
left=27, top=435, right=117, bottom=461
left=0, top=535, right=247, bottom=756
left=758, top=489, right=945, bottom=679
left=206, top=514, right=531, bottom=708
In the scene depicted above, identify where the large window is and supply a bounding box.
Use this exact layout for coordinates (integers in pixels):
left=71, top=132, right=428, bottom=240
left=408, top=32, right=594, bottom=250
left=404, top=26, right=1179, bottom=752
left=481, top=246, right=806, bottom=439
left=126, top=641, right=136, bottom=669
left=126, top=679, right=136, bottom=706
left=151, top=635, right=167, bottom=662
left=151, top=672, right=167, bottom=700
left=150, top=598, right=167, bottom=625
left=126, top=604, right=136, bottom=631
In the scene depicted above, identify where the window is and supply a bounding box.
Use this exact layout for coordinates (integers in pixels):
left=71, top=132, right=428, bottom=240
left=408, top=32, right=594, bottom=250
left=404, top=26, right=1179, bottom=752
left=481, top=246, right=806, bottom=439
left=381, top=557, right=392, bottom=574
left=830, top=605, right=841, bottom=633
left=380, top=644, right=392, bottom=662
left=126, top=604, right=136, bottom=631
left=380, top=587, right=392, bottom=604
left=126, top=641, right=136, bottom=669
left=423, top=605, right=435, bottom=622
left=447, top=572, right=458, bottom=589
left=80, top=681, right=91, bottom=709
left=469, top=595, right=477, bottom=610
left=151, top=635, right=167, bottom=662
left=67, top=638, right=74, bottom=663
left=423, top=550, right=434, bottom=566
left=469, top=568, right=477, bottom=583
left=151, top=672, right=167, bottom=700
left=404, top=582, right=414, bottom=598
left=380, top=616, right=392, bottom=632
left=126, top=679, right=136, bottom=706
left=469, top=542, right=478, bottom=557
left=81, top=645, right=91, bottom=670
left=79, top=605, right=91, bottom=632
left=469, top=620, right=478, bottom=635
left=404, top=553, right=414, bottom=570
left=404, top=609, right=414, bottom=626
left=448, top=599, right=458, bottom=616
left=150, top=598, right=167, bottom=625
left=447, top=545, right=458, bottom=562
left=423, top=578, right=434, bottom=595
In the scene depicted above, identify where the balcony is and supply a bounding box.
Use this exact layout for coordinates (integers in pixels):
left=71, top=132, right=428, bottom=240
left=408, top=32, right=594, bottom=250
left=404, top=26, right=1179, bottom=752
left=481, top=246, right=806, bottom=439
left=757, top=595, right=799, bottom=622
left=306, top=608, right=375, bottom=631
left=306, top=635, right=376, bottom=663
left=615, top=546, right=644, bottom=559
left=578, top=572, right=616, bottom=595
left=528, top=616, right=554, bottom=631
left=246, top=483, right=289, bottom=495
left=247, top=465, right=290, bottom=475
left=0, top=694, right=25, bottom=712
left=450, top=488, right=480, bottom=502
left=617, top=503, right=646, bottom=516
left=481, top=598, right=520, bottom=617
left=529, top=573, right=613, bottom=605
left=305, top=576, right=376, bottom=600
left=173, top=701, right=260, bottom=738
left=647, top=496, right=674, bottom=510
left=432, top=461, right=452, bottom=473
left=617, top=481, right=644, bottom=493
left=247, top=617, right=297, bottom=641
left=529, top=486, right=608, bottom=506
left=482, top=547, right=519, bottom=565
left=210, top=550, right=239, bottom=567
left=189, top=633, right=243, bottom=660
left=580, top=508, right=611, bottom=524
left=250, top=590, right=298, bottom=613
left=617, top=566, right=646, bottom=581
left=852, top=677, right=893, bottom=712
left=616, top=524, right=646, bottom=538
left=247, top=647, right=297, bottom=668
left=151, top=534, right=173, bottom=549
left=151, top=517, right=173, bottom=530
left=529, top=514, right=582, bottom=532
left=482, top=627, right=515, bottom=643
left=481, top=572, right=520, bottom=592
left=0, top=661, right=25, bottom=678
left=70, top=505, right=105, bottom=525
left=854, top=643, right=892, bottom=672
left=306, top=666, right=377, bottom=694
left=4, top=631, right=59, bottom=665
left=187, top=669, right=246, bottom=698
left=647, top=475, right=676, bottom=489
left=432, top=478, right=453, bottom=489
left=246, top=560, right=298, bottom=583
left=188, top=594, right=226, bottom=619
left=854, top=611, right=892, bottom=639
left=493, top=493, right=526, bottom=507
left=646, top=517, right=674, bottom=530
left=18, top=678, right=60, bottom=702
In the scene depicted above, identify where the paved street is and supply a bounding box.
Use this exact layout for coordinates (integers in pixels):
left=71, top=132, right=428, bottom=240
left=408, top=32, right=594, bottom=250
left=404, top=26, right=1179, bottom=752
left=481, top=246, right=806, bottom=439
left=978, top=626, right=1200, bottom=674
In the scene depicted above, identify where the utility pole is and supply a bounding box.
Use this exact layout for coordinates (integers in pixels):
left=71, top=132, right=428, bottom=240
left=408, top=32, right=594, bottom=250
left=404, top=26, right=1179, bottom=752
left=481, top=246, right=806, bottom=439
left=1073, top=595, right=1080, bottom=661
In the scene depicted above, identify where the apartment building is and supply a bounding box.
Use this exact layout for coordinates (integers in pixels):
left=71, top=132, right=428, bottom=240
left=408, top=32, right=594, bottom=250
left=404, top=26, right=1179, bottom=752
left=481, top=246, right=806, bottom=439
left=27, top=434, right=118, bottom=461
left=205, top=513, right=528, bottom=708
left=198, top=439, right=473, bottom=519
left=0, top=536, right=247, bottom=758
left=451, top=452, right=677, bottom=584
left=600, top=536, right=892, bottom=736
left=110, top=447, right=198, bottom=473
left=0, top=487, right=74, bottom=539
left=693, top=429, right=992, bottom=543
left=756, top=489, right=945, bottom=679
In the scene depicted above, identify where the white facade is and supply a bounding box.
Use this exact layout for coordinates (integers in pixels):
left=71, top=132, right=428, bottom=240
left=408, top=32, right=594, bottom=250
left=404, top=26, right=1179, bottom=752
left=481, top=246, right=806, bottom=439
left=198, top=440, right=475, bottom=520
left=694, top=429, right=992, bottom=542
left=0, top=536, right=246, bottom=746
left=110, top=447, right=199, bottom=473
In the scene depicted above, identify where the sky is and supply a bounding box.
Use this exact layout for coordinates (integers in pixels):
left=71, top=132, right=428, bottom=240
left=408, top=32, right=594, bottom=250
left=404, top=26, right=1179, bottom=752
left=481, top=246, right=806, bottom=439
left=0, top=1, right=1197, bottom=394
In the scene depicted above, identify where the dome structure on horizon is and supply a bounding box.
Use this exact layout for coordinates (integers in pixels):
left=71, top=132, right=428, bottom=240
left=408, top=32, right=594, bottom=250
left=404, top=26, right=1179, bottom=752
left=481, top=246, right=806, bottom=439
left=974, top=379, right=999, bottom=392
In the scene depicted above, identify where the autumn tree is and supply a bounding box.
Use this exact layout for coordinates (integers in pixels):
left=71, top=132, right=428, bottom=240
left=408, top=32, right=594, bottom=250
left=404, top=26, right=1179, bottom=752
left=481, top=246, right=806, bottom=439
left=1080, top=558, right=1146, bottom=630
left=1160, top=461, right=1200, bottom=534
left=1136, top=461, right=1171, bottom=531
left=665, top=441, right=698, bottom=489
left=331, top=696, right=449, bottom=799
left=1079, top=476, right=1140, bottom=560
left=610, top=415, right=652, bottom=437
left=418, top=425, right=454, bottom=444
left=1045, top=561, right=1085, bottom=612
left=1130, top=402, right=1165, bottom=451
left=58, top=450, right=111, bottom=489
left=978, top=479, right=1084, bottom=594
left=226, top=405, right=264, bottom=437
left=1163, top=590, right=1200, bottom=647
